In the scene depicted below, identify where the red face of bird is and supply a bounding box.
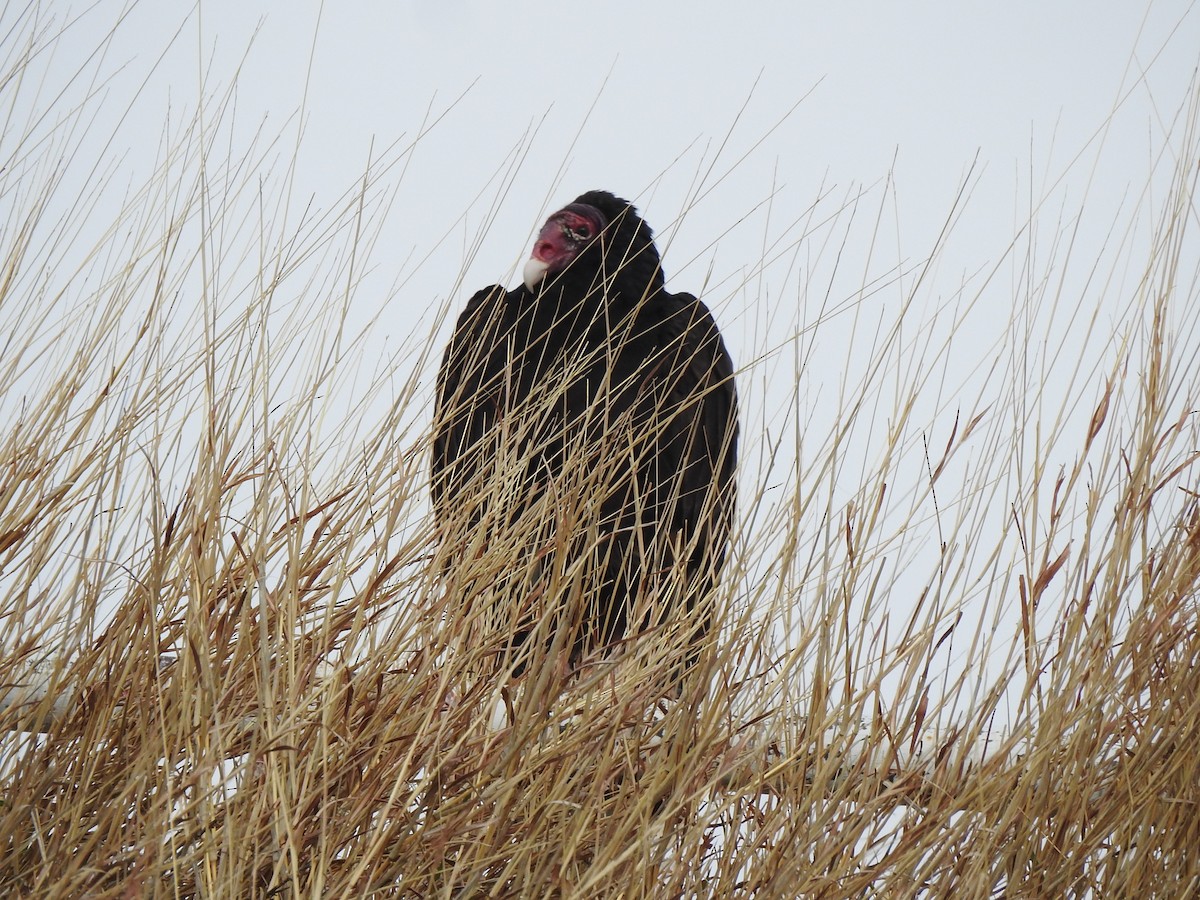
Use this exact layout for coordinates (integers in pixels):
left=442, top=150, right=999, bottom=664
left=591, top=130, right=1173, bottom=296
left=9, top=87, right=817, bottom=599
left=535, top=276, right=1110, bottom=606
left=522, top=202, right=608, bottom=291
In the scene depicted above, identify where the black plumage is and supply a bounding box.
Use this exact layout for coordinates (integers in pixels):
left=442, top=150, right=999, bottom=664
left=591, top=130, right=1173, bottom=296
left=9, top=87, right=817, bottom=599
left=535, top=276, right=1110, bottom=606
left=432, top=190, right=737, bottom=672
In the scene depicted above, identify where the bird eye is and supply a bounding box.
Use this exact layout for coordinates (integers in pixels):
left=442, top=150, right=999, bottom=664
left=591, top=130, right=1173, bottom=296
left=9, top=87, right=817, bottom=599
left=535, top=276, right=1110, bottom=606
left=569, top=224, right=592, bottom=241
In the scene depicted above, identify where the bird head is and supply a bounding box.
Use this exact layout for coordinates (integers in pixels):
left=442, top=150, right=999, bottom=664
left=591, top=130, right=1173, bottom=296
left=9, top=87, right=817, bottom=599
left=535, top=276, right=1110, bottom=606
left=522, top=191, right=665, bottom=297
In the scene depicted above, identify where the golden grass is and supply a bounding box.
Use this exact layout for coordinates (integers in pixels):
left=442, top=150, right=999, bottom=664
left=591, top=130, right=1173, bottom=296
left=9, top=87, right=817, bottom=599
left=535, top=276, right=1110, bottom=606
left=2, top=9, right=1200, bottom=898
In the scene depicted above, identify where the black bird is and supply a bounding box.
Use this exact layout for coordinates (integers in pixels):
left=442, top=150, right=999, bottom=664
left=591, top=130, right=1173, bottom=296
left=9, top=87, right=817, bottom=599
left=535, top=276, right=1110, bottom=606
left=432, top=190, right=737, bottom=675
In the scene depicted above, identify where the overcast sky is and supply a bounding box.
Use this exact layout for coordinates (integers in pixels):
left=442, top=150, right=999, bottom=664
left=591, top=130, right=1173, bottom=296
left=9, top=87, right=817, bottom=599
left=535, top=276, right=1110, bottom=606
left=16, top=1, right=1197, bottom=359
left=5, top=1, right=1200, bottom=706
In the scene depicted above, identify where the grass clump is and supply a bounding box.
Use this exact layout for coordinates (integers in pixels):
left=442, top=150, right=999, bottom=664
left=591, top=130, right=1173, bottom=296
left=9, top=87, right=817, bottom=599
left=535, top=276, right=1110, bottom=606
left=2, top=8, right=1200, bottom=898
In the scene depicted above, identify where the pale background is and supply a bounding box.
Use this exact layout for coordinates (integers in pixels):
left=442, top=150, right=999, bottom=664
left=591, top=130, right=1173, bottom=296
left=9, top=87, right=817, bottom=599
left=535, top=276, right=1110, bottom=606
left=4, top=1, right=1199, bottom=712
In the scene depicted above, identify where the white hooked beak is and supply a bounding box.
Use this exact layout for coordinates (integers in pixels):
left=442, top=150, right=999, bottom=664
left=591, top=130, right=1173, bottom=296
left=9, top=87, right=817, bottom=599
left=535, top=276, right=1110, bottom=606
left=522, top=257, right=550, bottom=291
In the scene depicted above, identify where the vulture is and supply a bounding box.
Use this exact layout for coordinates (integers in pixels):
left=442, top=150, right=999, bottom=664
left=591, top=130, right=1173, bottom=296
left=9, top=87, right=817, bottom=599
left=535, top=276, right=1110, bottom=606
left=432, top=190, right=737, bottom=675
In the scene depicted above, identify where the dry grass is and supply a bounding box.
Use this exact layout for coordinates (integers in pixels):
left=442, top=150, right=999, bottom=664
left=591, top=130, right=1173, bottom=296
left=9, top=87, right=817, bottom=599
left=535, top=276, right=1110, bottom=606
left=3, top=9, right=1200, bottom=898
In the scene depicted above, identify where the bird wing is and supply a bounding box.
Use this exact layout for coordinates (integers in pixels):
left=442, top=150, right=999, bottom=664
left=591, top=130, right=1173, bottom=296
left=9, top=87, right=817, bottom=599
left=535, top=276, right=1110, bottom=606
left=431, top=285, right=512, bottom=520
left=648, top=291, right=738, bottom=553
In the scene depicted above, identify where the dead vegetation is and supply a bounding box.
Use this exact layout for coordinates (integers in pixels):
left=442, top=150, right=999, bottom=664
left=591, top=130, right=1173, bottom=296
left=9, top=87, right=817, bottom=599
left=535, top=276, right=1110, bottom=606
left=2, top=8, right=1199, bottom=898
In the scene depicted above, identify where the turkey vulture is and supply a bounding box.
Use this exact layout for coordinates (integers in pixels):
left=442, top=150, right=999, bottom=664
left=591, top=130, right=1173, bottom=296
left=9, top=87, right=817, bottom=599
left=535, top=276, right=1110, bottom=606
left=432, top=190, right=737, bottom=675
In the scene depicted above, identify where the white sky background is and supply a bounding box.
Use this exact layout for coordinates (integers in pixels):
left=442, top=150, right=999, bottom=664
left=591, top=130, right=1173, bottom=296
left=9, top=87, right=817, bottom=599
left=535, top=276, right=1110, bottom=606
left=21, top=0, right=1197, bottom=346
left=4, top=1, right=1200, bottom=722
